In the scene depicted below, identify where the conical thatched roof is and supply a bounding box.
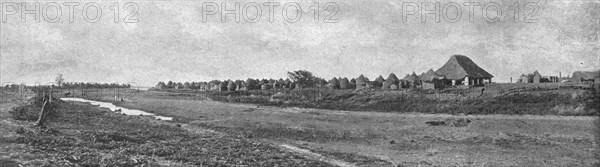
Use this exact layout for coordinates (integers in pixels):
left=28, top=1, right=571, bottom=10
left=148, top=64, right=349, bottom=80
left=374, top=75, right=385, bottom=83
left=420, top=69, right=445, bottom=82
left=350, top=78, right=356, bottom=84
left=435, top=55, right=493, bottom=80
left=328, top=77, right=339, bottom=85
left=356, top=75, right=367, bottom=84
left=339, top=78, right=350, bottom=89
left=383, top=73, right=399, bottom=89
left=385, top=73, right=399, bottom=82
left=403, top=73, right=419, bottom=81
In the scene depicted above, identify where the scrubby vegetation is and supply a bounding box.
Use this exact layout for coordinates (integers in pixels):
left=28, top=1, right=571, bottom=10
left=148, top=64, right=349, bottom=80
left=9, top=92, right=60, bottom=121
left=6, top=93, right=332, bottom=166
left=200, top=88, right=599, bottom=116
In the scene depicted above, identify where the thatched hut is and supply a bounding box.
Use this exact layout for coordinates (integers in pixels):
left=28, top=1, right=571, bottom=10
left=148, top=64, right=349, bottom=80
left=402, top=72, right=420, bottom=88
left=283, top=79, right=292, bottom=89
left=355, top=75, right=367, bottom=90
left=339, top=77, right=350, bottom=89
left=373, top=75, right=385, bottom=88
left=261, top=84, right=271, bottom=90
left=227, top=81, right=236, bottom=91
left=517, top=71, right=542, bottom=83
left=209, top=83, right=217, bottom=90
left=435, top=55, right=494, bottom=86
left=419, top=69, right=446, bottom=89
left=382, top=73, right=399, bottom=90
left=219, top=82, right=228, bottom=91
left=571, top=70, right=600, bottom=83
left=238, top=81, right=247, bottom=90
left=327, top=77, right=340, bottom=89
left=277, top=78, right=285, bottom=88
left=268, top=79, right=276, bottom=88
left=198, top=82, right=205, bottom=91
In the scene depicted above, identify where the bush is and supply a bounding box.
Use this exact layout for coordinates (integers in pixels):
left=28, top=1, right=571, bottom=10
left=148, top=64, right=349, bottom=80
left=9, top=94, right=60, bottom=121
left=9, top=105, right=40, bottom=121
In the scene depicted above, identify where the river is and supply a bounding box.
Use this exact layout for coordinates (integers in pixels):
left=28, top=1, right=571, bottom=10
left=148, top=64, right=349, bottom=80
left=60, top=98, right=173, bottom=121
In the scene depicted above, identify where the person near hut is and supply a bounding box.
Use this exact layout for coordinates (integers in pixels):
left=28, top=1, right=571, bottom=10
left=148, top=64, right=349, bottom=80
left=479, top=88, right=485, bottom=97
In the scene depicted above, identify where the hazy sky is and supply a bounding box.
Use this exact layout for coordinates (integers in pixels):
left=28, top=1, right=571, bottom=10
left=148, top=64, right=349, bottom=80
left=1, top=0, right=599, bottom=86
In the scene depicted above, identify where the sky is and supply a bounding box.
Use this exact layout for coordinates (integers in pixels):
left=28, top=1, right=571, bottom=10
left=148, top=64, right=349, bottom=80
left=1, top=0, right=599, bottom=86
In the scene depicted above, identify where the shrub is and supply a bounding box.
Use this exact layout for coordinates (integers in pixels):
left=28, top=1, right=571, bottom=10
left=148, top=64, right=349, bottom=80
left=9, top=94, right=60, bottom=121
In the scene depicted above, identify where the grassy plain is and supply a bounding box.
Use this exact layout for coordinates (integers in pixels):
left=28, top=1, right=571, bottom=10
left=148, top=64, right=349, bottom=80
left=0, top=92, right=332, bottom=166
left=104, top=90, right=597, bottom=166
left=4, top=85, right=598, bottom=166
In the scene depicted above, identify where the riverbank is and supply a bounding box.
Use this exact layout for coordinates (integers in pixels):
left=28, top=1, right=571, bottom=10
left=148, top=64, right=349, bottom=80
left=0, top=94, right=333, bottom=166
left=95, top=91, right=598, bottom=166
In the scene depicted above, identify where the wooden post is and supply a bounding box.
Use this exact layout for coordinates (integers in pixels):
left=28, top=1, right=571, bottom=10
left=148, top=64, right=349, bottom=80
left=35, top=100, right=49, bottom=126
left=49, top=89, right=52, bottom=103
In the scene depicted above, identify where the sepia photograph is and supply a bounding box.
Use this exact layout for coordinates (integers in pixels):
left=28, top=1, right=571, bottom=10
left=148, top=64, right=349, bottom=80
left=1, top=0, right=599, bottom=166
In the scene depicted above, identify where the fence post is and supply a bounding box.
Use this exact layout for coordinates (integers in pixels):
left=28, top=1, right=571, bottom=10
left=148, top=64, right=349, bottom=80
left=49, top=88, right=53, bottom=103
left=35, top=100, right=49, bottom=126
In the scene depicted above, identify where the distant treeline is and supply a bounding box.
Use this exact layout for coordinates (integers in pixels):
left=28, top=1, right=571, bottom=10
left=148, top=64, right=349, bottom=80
left=60, top=82, right=132, bottom=89
left=3, top=82, right=132, bottom=90
left=155, top=78, right=329, bottom=90
left=156, top=70, right=330, bottom=91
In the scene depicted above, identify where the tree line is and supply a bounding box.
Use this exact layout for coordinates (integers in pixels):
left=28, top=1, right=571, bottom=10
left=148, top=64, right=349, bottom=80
left=3, top=82, right=132, bottom=91
left=155, top=70, right=329, bottom=90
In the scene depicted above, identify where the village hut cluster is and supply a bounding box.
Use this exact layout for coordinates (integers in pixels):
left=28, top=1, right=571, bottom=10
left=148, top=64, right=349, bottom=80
left=156, top=54, right=599, bottom=91
left=346, top=55, right=494, bottom=90
left=156, top=55, right=498, bottom=91
left=516, top=70, right=599, bottom=84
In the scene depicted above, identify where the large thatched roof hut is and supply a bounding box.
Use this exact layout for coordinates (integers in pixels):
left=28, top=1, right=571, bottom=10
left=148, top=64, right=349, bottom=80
left=435, top=55, right=493, bottom=86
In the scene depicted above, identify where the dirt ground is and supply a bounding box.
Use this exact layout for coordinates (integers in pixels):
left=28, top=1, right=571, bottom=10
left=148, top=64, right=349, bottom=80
left=104, top=91, right=598, bottom=166
left=2, top=90, right=598, bottom=166
left=0, top=93, right=334, bottom=166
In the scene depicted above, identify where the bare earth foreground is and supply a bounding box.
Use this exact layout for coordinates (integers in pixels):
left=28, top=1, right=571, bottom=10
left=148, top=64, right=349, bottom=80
left=0, top=93, right=332, bottom=166
left=116, top=91, right=597, bottom=166
left=2, top=91, right=598, bottom=166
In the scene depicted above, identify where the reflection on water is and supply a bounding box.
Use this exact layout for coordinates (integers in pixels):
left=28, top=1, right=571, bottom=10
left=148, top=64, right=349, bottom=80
left=60, top=98, right=173, bottom=121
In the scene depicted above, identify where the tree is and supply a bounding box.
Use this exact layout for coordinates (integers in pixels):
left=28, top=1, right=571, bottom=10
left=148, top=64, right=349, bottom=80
left=287, top=70, right=317, bottom=88
left=55, top=74, right=64, bottom=87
